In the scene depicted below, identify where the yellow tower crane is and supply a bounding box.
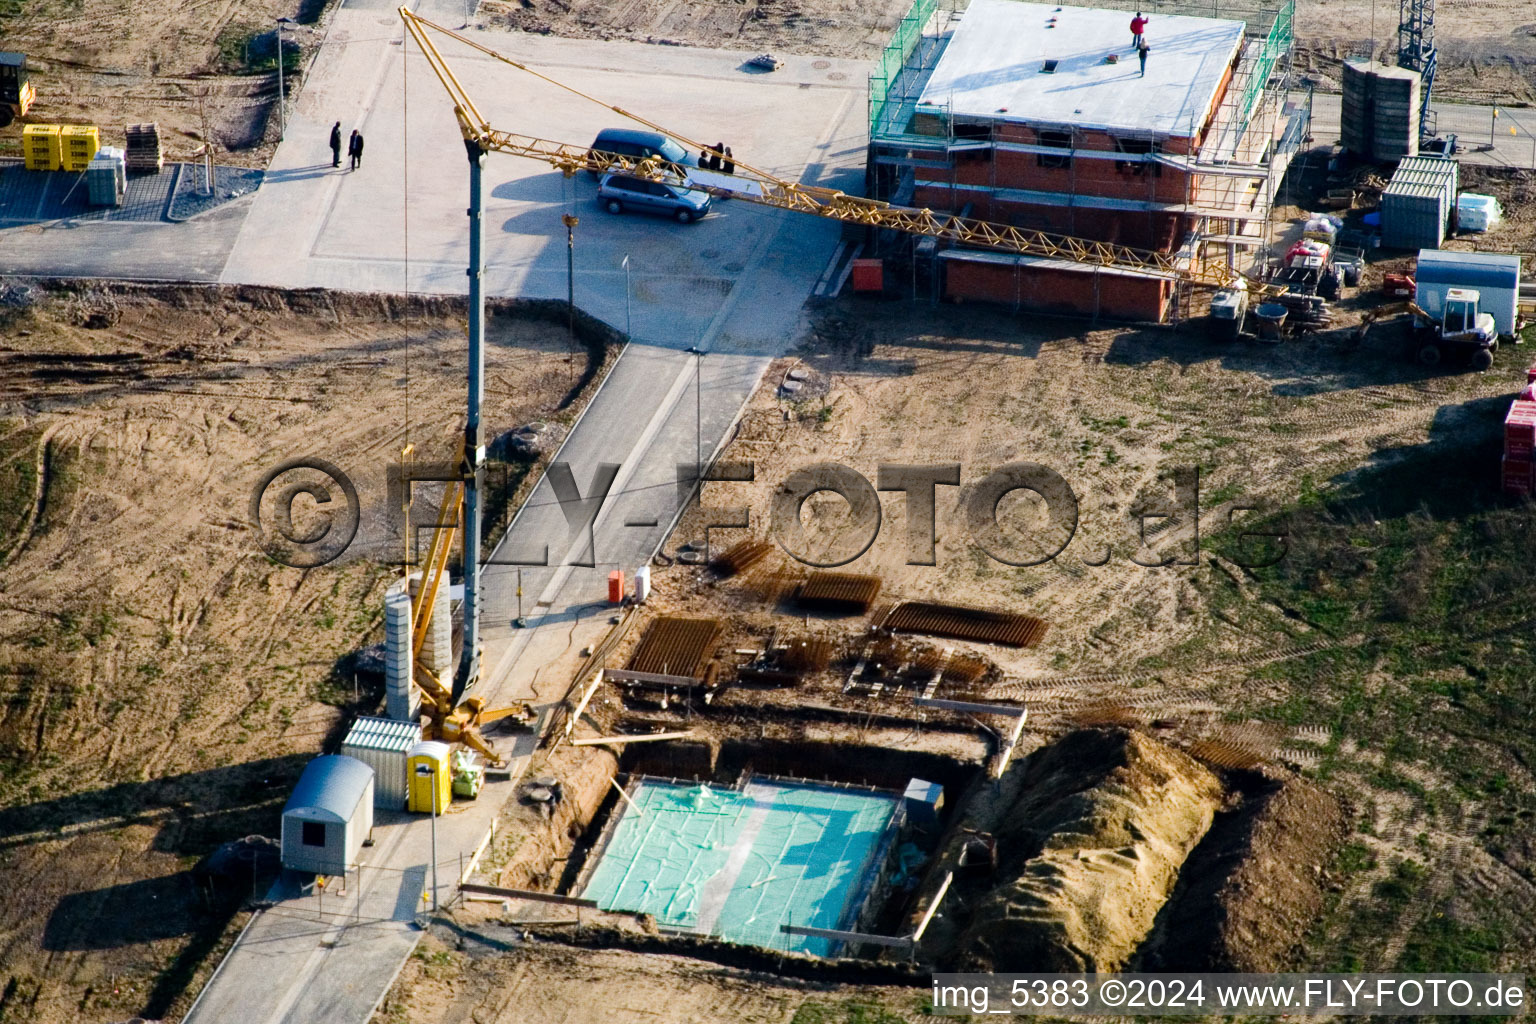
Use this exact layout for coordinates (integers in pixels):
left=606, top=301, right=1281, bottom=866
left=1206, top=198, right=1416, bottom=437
left=392, top=10, right=1284, bottom=763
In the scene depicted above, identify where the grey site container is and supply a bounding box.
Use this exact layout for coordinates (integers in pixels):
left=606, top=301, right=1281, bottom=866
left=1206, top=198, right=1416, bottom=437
left=340, top=715, right=421, bottom=809
left=280, top=754, right=375, bottom=877
left=1380, top=156, right=1458, bottom=250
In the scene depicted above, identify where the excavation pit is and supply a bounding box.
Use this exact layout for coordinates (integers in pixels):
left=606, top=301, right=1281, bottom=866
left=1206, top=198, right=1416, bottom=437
left=578, top=776, right=904, bottom=956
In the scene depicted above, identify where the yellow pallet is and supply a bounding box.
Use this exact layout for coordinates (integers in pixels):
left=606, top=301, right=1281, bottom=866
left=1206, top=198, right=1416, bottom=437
left=22, top=124, right=61, bottom=171
left=59, top=125, right=100, bottom=171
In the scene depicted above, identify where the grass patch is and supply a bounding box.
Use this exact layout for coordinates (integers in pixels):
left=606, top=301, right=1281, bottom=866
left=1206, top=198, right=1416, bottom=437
left=0, top=425, right=41, bottom=559
left=792, top=1002, right=917, bottom=1024
left=1197, top=392, right=1536, bottom=968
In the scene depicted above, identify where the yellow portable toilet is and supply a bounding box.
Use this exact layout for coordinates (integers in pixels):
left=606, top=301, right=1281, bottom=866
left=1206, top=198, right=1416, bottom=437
left=406, top=740, right=452, bottom=813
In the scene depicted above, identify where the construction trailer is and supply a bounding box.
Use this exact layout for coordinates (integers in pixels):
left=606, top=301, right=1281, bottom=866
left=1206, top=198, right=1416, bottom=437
left=280, top=755, right=375, bottom=877
left=1415, top=249, right=1522, bottom=339
left=1380, top=155, right=1458, bottom=250
left=866, top=0, right=1309, bottom=321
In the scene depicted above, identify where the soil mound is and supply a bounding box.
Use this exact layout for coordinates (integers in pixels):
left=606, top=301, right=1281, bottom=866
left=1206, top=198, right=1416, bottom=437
left=1142, top=772, right=1346, bottom=971
left=953, top=728, right=1223, bottom=973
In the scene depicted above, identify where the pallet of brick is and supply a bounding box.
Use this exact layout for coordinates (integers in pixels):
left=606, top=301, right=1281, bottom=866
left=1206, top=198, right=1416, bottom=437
left=1501, top=455, right=1533, bottom=496
left=59, top=125, right=100, bottom=172
left=1504, top=400, right=1536, bottom=459
left=22, top=124, right=60, bottom=171
left=124, top=122, right=164, bottom=173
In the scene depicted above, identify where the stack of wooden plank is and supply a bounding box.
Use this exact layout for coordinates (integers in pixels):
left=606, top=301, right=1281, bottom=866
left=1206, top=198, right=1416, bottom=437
left=124, top=123, right=163, bottom=173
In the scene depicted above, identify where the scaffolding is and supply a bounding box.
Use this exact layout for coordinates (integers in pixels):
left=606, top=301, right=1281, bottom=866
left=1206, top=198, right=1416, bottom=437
left=865, top=0, right=1307, bottom=314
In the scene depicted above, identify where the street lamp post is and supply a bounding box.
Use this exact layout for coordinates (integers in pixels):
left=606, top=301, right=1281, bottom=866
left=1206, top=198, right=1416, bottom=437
left=414, top=763, right=439, bottom=911
left=561, top=213, right=578, bottom=345
left=686, top=346, right=702, bottom=472
left=275, top=17, right=293, bottom=142
left=622, top=254, right=632, bottom=340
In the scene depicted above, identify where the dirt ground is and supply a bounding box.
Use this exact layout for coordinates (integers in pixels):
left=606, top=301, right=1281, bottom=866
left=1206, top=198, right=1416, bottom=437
left=669, top=301, right=1509, bottom=694
left=1291, top=0, right=1536, bottom=106
left=2, top=0, right=1530, bottom=173
left=0, top=283, right=598, bottom=1024
left=0, top=0, right=316, bottom=167
left=377, top=929, right=927, bottom=1024
left=481, top=0, right=920, bottom=60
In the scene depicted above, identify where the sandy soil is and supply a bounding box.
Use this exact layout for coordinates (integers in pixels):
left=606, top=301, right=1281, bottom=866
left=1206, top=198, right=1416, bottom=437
left=1292, top=0, right=1536, bottom=105
left=481, top=0, right=919, bottom=60
left=0, top=283, right=597, bottom=1024
left=0, top=0, right=316, bottom=167
left=952, top=728, right=1225, bottom=974
left=376, top=929, right=927, bottom=1024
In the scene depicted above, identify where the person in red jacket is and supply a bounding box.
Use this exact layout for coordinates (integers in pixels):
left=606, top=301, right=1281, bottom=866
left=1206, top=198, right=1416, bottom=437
left=1129, top=11, right=1147, bottom=49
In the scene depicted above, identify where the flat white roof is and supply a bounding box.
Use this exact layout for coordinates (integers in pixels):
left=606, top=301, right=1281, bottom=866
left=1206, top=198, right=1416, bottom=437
left=917, top=0, right=1246, bottom=137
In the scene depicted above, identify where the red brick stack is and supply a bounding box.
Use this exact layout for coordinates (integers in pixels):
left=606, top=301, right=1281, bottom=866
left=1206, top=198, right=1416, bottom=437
left=1503, top=373, right=1536, bottom=495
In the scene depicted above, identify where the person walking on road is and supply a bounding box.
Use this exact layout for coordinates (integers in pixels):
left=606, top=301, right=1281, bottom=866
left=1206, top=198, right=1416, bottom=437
left=329, top=121, right=342, bottom=167
left=1129, top=11, right=1147, bottom=49
left=1137, top=41, right=1150, bottom=77
left=348, top=129, right=364, bottom=170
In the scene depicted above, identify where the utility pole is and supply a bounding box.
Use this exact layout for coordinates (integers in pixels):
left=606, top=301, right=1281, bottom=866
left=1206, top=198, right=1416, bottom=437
left=455, top=138, right=486, bottom=702
left=415, top=764, right=439, bottom=910
left=687, top=346, right=702, bottom=471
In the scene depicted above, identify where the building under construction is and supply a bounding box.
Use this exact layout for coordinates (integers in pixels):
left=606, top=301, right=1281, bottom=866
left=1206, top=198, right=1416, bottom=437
left=867, top=0, right=1310, bottom=321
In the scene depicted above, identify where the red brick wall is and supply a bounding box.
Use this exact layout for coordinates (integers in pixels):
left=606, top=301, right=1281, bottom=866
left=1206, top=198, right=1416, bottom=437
left=913, top=184, right=1191, bottom=250
left=943, top=258, right=1171, bottom=321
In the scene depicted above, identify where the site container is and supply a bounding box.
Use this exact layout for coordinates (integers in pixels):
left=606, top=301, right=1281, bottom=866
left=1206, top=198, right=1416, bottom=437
left=340, top=716, right=421, bottom=809
left=851, top=259, right=884, bottom=293
left=281, top=755, right=374, bottom=877
left=1381, top=157, right=1457, bottom=250
left=608, top=569, right=624, bottom=604
left=1416, top=249, right=1521, bottom=337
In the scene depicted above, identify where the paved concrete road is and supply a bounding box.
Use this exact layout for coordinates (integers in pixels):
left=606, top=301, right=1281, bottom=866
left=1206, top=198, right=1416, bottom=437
left=0, top=202, right=248, bottom=282
left=181, top=6, right=866, bottom=1024
left=1311, top=94, right=1536, bottom=170
left=219, top=9, right=868, bottom=344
